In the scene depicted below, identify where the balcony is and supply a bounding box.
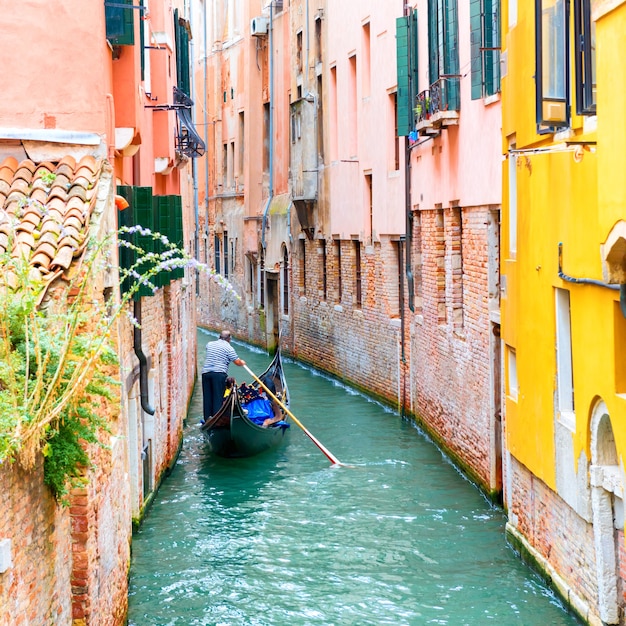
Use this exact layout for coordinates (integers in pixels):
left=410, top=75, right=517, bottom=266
left=414, top=77, right=460, bottom=135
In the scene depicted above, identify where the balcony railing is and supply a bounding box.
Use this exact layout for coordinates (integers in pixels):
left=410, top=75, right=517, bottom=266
left=414, top=77, right=460, bottom=133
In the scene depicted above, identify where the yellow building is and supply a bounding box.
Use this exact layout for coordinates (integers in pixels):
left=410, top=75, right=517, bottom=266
left=502, top=0, right=626, bottom=623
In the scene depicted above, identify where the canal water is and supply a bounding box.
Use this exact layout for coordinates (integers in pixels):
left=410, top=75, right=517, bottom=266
left=127, top=330, right=581, bottom=626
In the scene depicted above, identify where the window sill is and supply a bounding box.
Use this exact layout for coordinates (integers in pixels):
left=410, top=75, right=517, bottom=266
left=484, top=93, right=501, bottom=107
left=557, top=410, right=576, bottom=432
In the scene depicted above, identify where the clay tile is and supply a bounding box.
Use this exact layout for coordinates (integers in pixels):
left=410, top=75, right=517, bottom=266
left=65, top=207, right=84, bottom=222
left=18, top=159, right=36, bottom=173
left=33, top=161, right=55, bottom=177
left=58, top=155, right=76, bottom=170
left=58, top=233, right=79, bottom=248
left=64, top=215, right=83, bottom=232
left=48, top=187, right=68, bottom=203
left=30, top=252, right=52, bottom=270
left=0, top=192, right=6, bottom=208
left=33, top=240, right=56, bottom=260
left=47, top=209, right=65, bottom=224
left=76, top=155, right=97, bottom=172
left=29, top=188, right=48, bottom=205
left=72, top=175, right=91, bottom=190
left=0, top=179, right=9, bottom=196
left=16, top=220, right=36, bottom=235
left=0, top=156, right=18, bottom=172
left=38, top=230, right=58, bottom=247
left=6, top=190, right=26, bottom=205
left=15, top=230, right=35, bottom=248
left=73, top=167, right=94, bottom=184
left=50, top=245, right=74, bottom=270
left=66, top=196, right=86, bottom=213
left=28, top=266, right=43, bottom=283
left=46, top=196, right=66, bottom=214
left=40, top=219, right=61, bottom=237
left=9, top=178, right=29, bottom=194
left=5, top=200, right=19, bottom=216
left=56, top=163, right=74, bottom=180
left=13, top=168, right=33, bottom=186
left=22, top=211, right=41, bottom=228
left=67, top=185, right=87, bottom=202
left=51, top=173, right=71, bottom=190
left=0, top=167, right=14, bottom=186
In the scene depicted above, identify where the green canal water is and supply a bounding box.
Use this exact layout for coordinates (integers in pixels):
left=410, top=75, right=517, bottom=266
left=127, top=330, right=582, bottom=626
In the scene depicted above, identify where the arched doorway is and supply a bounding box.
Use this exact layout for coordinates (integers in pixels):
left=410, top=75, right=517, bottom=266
left=590, top=399, right=622, bottom=624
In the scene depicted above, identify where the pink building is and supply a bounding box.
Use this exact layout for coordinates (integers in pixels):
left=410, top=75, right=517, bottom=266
left=0, top=1, right=199, bottom=622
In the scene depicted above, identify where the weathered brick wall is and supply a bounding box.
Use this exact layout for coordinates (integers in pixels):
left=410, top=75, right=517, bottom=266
left=507, top=454, right=600, bottom=618
left=411, top=206, right=494, bottom=486
left=0, top=459, right=72, bottom=626
left=290, top=237, right=403, bottom=402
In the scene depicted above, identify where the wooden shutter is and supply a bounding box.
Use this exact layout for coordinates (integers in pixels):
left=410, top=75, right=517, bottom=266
left=105, top=0, right=135, bottom=46
left=396, top=17, right=412, bottom=136
left=470, top=0, right=483, bottom=100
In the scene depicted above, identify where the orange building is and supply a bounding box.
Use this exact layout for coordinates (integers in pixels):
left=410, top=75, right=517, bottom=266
left=0, top=1, right=201, bottom=623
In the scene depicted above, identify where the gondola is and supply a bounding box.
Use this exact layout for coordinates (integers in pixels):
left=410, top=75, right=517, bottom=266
left=200, top=349, right=290, bottom=457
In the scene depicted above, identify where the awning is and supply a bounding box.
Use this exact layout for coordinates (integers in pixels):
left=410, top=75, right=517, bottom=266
left=174, top=87, right=205, bottom=158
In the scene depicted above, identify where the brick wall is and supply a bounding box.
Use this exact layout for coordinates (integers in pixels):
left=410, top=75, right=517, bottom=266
left=507, top=454, right=601, bottom=620
left=411, top=206, right=494, bottom=487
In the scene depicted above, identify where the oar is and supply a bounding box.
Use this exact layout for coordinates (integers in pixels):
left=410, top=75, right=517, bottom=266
left=243, top=364, right=347, bottom=467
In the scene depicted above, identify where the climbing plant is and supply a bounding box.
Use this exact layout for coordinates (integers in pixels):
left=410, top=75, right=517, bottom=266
left=0, top=208, right=237, bottom=503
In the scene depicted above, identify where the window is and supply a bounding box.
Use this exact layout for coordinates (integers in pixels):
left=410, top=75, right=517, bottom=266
left=263, top=103, right=270, bottom=174
left=238, top=112, right=245, bottom=179
left=320, top=240, right=327, bottom=301
left=412, top=211, right=423, bottom=314
left=174, top=10, right=191, bottom=96
left=105, top=0, right=135, bottom=46
left=470, top=0, right=501, bottom=99
left=390, top=92, right=400, bottom=171
left=535, top=0, right=568, bottom=128
left=395, top=10, right=418, bottom=136
left=214, top=234, right=221, bottom=275
left=300, top=239, right=307, bottom=294
left=365, top=173, right=373, bottom=243
left=348, top=55, right=358, bottom=157
left=296, top=31, right=303, bottom=74
left=282, top=246, right=289, bottom=315
left=222, top=143, right=228, bottom=189
left=315, top=17, right=322, bottom=64
left=573, top=0, right=596, bottom=115
left=223, top=231, right=229, bottom=279
left=362, top=22, right=371, bottom=98
left=507, top=347, right=518, bottom=400
left=330, top=66, right=338, bottom=160
left=354, top=240, right=362, bottom=308
left=449, top=207, right=464, bottom=329
left=334, top=240, right=342, bottom=303
left=555, top=288, right=574, bottom=416
left=428, top=0, right=460, bottom=111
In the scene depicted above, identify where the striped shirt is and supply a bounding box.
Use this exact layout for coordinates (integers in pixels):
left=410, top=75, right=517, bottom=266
left=202, top=338, right=239, bottom=374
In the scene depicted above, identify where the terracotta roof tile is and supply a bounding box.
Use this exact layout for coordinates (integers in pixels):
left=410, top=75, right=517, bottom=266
left=0, top=155, right=107, bottom=293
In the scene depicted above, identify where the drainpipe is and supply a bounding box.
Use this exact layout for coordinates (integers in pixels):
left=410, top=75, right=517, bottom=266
left=203, top=0, right=210, bottom=265
left=557, top=242, right=626, bottom=317
left=261, top=0, right=275, bottom=251
left=189, top=1, right=200, bottom=293
left=133, top=300, right=155, bottom=416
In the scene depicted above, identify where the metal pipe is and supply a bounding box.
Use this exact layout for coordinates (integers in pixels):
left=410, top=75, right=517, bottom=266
left=557, top=242, right=626, bottom=317
left=261, top=1, right=275, bottom=251
left=133, top=300, right=155, bottom=416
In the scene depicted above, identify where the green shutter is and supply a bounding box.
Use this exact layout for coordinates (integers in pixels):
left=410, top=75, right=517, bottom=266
left=134, top=187, right=154, bottom=297
left=470, top=0, right=483, bottom=99
left=171, top=196, right=185, bottom=280
left=484, top=0, right=501, bottom=96
left=443, top=0, right=460, bottom=110
left=174, top=10, right=191, bottom=96
left=117, top=185, right=135, bottom=297
left=428, top=0, right=439, bottom=85
left=396, top=16, right=412, bottom=136
left=105, top=0, right=135, bottom=46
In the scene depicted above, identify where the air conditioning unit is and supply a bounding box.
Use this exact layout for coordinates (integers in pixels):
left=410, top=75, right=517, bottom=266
left=251, top=16, right=268, bottom=37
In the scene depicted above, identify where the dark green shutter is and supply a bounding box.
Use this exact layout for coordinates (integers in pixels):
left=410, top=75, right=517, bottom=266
left=428, top=0, right=439, bottom=86
left=470, top=0, right=483, bottom=99
left=396, top=17, right=412, bottom=136
left=174, top=10, right=191, bottom=96
left=484, top=0, right=501, bottom=96
left=105, top=0, right=135, bottom=46
left=443, top=0, right=460, bottom=110
left=170, top=196, right=185, bottom=280
left=117, top=185, right=135, bottom=297
left=134, top=187, right=155, bottom=297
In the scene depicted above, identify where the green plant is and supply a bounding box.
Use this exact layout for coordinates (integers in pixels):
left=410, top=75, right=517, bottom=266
left=0, top=205, right=238, bottom=502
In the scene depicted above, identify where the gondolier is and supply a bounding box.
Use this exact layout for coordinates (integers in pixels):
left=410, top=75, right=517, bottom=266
left=202, top=330, right=246, bottom=421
